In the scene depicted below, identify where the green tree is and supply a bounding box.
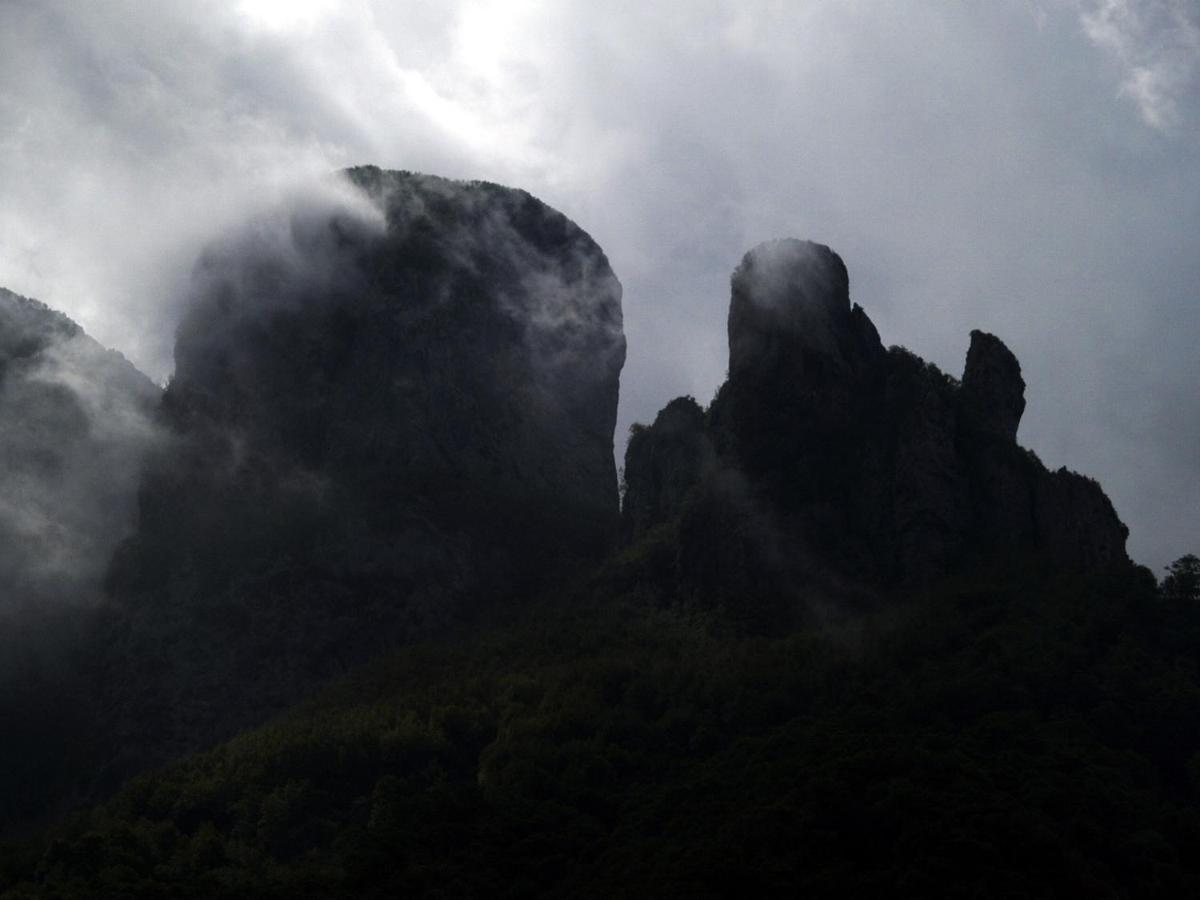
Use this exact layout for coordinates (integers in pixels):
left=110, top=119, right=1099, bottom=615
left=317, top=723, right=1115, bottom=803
left=1162, top=554, right=1200, bottom=603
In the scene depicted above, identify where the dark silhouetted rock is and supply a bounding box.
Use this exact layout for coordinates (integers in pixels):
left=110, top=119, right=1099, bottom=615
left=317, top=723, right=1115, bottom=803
left=882, top=348, right=971, bottom=580
left=148, top=168, right=625, bottom=579
left=961, top=329, right=1026, bottom=442
left=675, top=466, right=799, bottom=629
left=624, top=238, right=1129, bottom=601
left=728, top=239, right=884, bottom=384
left=708, top=241, right=887, bottom=557
left=620, top=396, right=710, bottom=539
left=723, top=240, right=884, bottom=450
left=1035, top=468, right=1130, bottom=570
left=98, top=168, right=626, bottom=770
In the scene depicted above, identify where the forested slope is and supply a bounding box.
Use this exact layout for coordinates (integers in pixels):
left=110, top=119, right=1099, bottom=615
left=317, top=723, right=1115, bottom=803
left=5, top=547, right=1199, bottom=898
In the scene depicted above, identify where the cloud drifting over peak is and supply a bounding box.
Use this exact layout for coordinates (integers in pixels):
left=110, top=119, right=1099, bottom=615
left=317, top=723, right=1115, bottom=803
left=0, top=0, right=1197, bottom=572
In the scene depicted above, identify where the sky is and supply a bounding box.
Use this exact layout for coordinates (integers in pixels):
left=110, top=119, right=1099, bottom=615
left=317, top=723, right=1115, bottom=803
left=0, top=0, right=1197, bottom=572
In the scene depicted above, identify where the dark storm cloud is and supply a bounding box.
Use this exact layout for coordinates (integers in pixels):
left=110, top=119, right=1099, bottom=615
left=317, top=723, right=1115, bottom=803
left=0, top=0, right=1196, bottom=571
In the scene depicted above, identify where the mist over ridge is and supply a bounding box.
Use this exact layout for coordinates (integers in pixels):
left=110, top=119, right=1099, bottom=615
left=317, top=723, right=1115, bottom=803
left=0, top=287, right=158, bottom=612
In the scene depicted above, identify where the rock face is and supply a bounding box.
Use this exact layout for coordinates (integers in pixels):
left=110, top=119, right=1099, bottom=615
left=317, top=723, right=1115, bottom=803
left=0, top=287, right=159, bottom=609
left=623, top=239, right=1129, bottom=603
left=728, top=239, right=884, bottom=391
left=133, top=168, right=625, bottom=585
left=100, top=169, right=626, bottom=766
left=961, top=329, right=1025, bottom=442
left=621, top=396, right=711, bottom=539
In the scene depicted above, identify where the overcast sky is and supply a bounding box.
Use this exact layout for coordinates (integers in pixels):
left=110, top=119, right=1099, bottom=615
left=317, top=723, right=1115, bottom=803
left=0, top=0, right=1197, bottom=572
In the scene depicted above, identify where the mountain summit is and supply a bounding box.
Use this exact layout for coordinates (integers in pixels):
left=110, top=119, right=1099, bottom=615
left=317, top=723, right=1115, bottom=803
left=99, top=169, right=626, bottom=768
left=624, top=239, right=1128, bottom=609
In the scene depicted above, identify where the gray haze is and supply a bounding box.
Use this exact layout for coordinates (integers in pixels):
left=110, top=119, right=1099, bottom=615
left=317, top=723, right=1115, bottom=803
left=0, top=0, right=1197, bottom=573
left=0, top=288, right=159, bottom=609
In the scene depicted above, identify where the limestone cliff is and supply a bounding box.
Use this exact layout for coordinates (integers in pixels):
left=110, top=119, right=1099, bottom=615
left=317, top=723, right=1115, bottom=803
left=623, top=239, right=1128, bottom=600
left=100, top=169, right=626, bottom=765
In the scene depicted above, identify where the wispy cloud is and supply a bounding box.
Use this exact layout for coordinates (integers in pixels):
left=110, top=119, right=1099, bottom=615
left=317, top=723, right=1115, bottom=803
left=1078, top=0, right=1200, bottom=130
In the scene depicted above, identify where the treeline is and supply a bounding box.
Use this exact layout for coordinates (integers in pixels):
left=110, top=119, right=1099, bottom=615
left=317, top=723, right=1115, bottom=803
left=4, top=543, right=1200, bottom=897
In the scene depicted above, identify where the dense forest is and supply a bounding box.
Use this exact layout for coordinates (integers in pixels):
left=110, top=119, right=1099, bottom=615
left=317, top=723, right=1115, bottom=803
left=4, top=548, right=1200, bottom=897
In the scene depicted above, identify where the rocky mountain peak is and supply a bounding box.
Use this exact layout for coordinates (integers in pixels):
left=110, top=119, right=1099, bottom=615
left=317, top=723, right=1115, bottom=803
left=99, top=169, right=627, bottom=769
left=728, top=239, right=883, bottom=386
left=625, top=239, right=1130, bottom=600
left=961, top=329, right=1026, bottom=442
left=621, top=396, right=711, bottom=540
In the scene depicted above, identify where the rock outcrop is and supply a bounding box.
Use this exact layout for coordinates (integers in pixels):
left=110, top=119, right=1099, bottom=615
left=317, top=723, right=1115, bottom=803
left=0, top=287, right=159, bottom=609
left=623, top=239, right=1129, bottom=602
left=621, top=396, right=711, bottom=539
left=728, top=239, right=885, bottom=392
left=961, top=329, right=1025, bottom=443
left=99, top=169, right=626, bottom=766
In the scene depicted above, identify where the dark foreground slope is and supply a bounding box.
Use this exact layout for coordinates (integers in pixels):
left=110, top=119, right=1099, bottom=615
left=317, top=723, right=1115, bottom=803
left=5, top=558, right=1200, bottom=898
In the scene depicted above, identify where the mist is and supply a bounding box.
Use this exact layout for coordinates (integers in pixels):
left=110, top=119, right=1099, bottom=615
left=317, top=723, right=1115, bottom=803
left=0, top=288, right=159, bottom=612
left=1, top=0, right=1197, bottom=572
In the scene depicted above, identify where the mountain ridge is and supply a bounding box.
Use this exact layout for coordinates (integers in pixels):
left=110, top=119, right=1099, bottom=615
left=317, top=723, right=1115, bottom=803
left=4, top=175, right=1194, bottom=900
left=623, top=239, right=1129, bottom=616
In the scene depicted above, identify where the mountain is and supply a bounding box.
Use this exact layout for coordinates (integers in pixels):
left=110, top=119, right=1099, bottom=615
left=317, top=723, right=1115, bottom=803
left=91, top=168, right=626, bottom=779
left=623, top=239, right=1128, bottom=622
left=5, top=188, right=1200, bottom=898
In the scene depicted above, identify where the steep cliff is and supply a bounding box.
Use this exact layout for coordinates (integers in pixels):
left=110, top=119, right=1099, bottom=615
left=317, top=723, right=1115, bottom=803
left=621, top=396, right=712, bottom=540
left=98, top=169, right=626, bottom=767
left=623, top=239, right=1129, bottom=603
